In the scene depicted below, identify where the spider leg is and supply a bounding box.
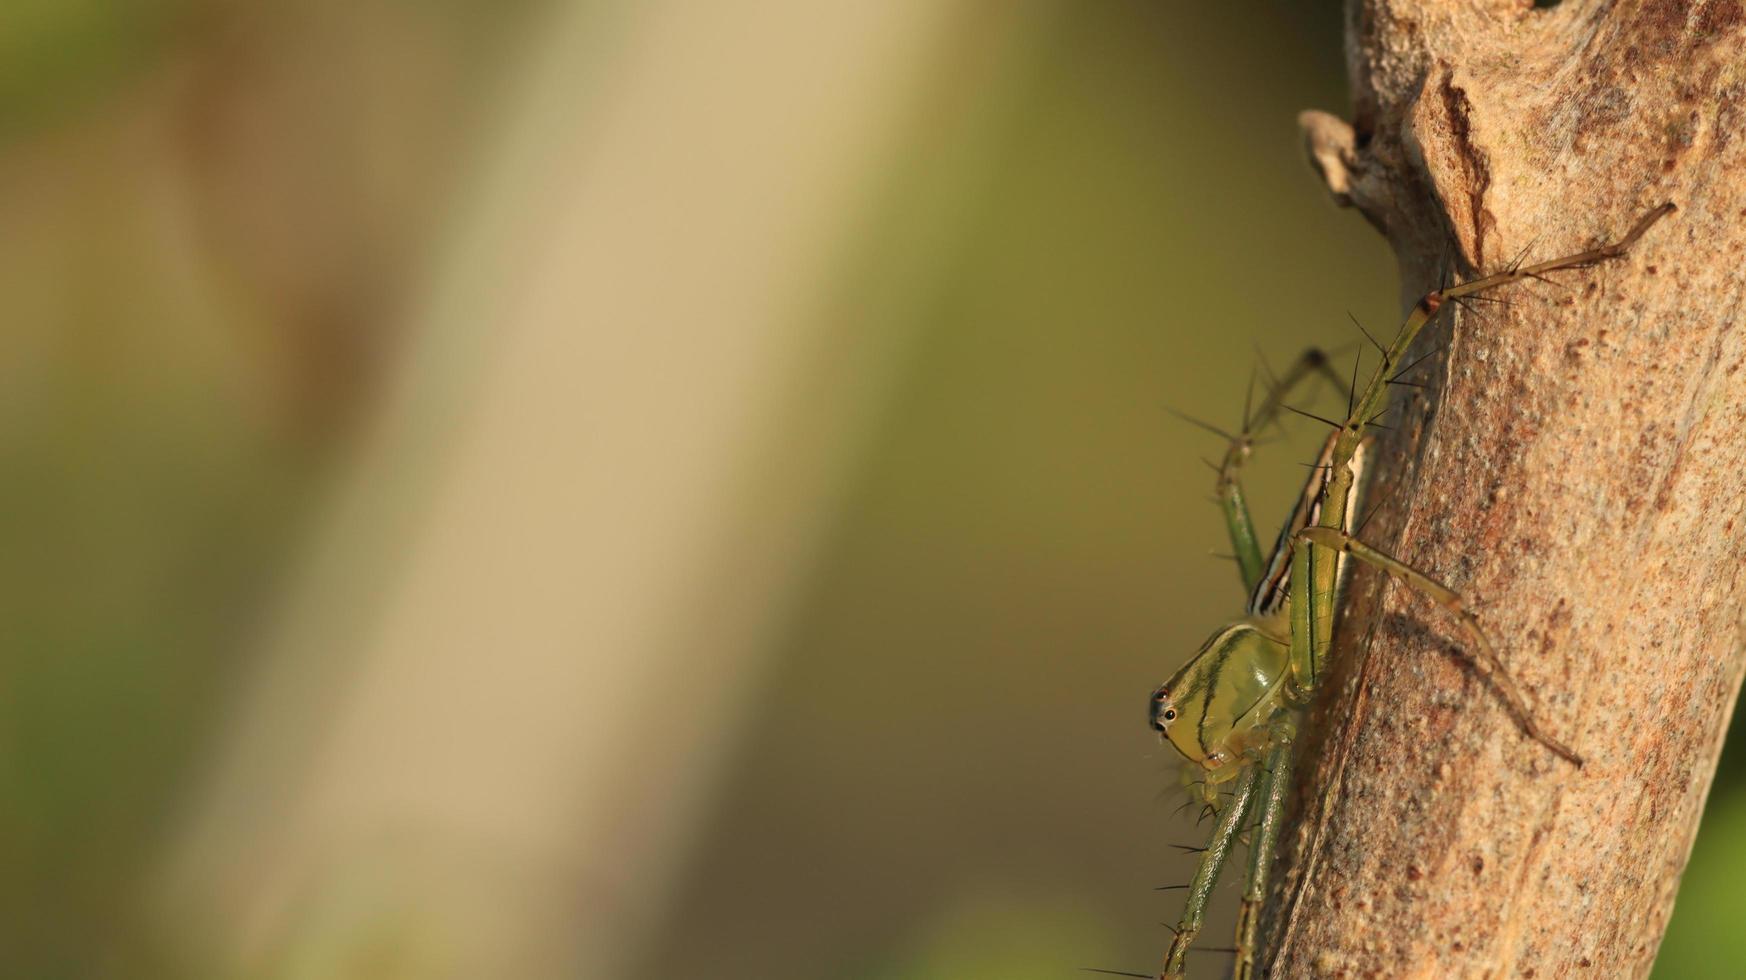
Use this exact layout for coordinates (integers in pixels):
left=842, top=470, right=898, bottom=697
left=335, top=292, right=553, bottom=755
left=1297, top=527, right=1582, bottom=767
left=1208, top=348, right=1346, bottom=594
left=1162, top=763, right=1260, bottom=978
left=1235, top=740, right=1294, bottom=980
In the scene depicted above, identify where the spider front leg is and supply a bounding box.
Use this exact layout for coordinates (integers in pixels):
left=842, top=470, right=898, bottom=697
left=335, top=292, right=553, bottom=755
left=1161, top=763, right=1260, bottom=979
left=1306, top=204, right=1678, bottom=608
left=1297, top=526, right=1583, bottom=767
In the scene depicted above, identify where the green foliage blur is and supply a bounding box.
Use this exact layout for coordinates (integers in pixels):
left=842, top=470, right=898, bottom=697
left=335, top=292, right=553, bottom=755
left=2, top=1, right=1740, bottom=977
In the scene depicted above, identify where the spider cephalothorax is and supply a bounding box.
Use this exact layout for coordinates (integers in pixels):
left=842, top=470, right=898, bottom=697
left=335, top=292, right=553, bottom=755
left=1150, top=620, right=1288, bottom=772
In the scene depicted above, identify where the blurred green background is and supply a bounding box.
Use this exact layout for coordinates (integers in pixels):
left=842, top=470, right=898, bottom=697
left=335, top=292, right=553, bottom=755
left=1, top=1, right=1739, bottom=978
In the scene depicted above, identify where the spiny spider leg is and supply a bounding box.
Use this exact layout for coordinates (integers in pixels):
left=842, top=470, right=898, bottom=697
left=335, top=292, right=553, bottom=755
left=1234, top=740, right=1293, bottom=980
left=1310, top=204, right=1678, bottom=567
left=1298, top=527, right=1583, bottom=766
left=1210, top=348, right=1346, bottom=592
left=1161, top=764, right=1258, bottom=979
left=1298, top=205, right=1674, bottom=758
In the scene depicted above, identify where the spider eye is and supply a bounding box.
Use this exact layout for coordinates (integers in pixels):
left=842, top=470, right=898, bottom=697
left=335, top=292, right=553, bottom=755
left=1162, top=708, right=1177, bottom=722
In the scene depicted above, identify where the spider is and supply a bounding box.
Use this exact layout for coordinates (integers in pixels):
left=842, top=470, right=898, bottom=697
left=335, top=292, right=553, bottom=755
left=1146, top=203, right=1674, bottom=979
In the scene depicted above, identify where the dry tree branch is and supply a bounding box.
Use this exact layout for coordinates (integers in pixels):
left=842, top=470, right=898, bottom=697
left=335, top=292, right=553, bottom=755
left=1265, top=2, right=1746, bottom=977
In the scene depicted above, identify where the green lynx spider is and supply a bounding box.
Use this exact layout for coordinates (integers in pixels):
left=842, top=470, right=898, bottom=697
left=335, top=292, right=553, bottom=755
left=1145, top=204, right=1675, bottom=980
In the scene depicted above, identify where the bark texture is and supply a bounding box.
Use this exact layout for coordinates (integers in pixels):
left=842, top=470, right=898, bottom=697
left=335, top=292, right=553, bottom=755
left=1271, top=2, right=1746, bottom=977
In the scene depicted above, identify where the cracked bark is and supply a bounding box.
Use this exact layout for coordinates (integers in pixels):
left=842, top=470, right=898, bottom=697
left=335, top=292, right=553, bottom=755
left=1266, top=2, right=1746, bottom=977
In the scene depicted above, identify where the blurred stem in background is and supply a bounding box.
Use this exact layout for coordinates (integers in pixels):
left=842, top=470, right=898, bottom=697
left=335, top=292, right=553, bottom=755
left=160, top=1, right=987, bottom=977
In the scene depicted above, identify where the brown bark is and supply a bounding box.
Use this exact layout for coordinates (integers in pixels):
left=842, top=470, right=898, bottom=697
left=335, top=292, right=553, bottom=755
left=1269, top=2, right=1746, bottom=977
